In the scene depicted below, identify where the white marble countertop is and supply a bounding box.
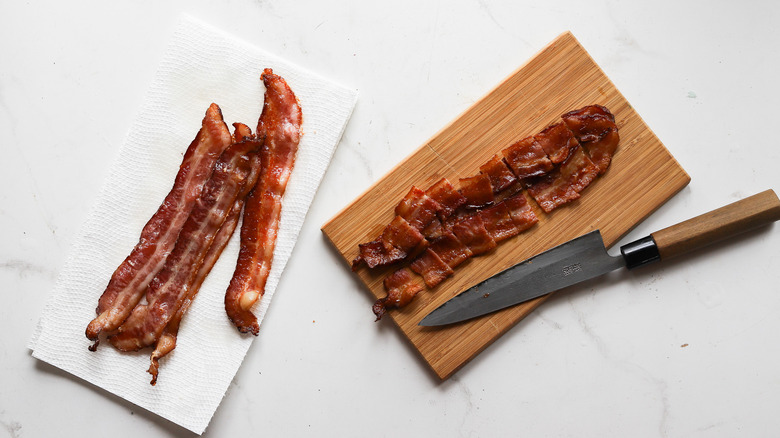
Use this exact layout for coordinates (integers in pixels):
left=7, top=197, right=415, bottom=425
left=3, top=1, right=780, bottom=436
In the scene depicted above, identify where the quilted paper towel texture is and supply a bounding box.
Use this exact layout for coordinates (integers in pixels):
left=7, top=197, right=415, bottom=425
left=29, top=15, right=357, bottom=434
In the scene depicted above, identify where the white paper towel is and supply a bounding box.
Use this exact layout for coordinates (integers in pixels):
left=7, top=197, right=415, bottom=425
left=29, top=15, right=357, bottom=434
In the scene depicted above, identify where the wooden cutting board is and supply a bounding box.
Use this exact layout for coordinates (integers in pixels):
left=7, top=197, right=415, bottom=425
left=321, top=31, right=690, bottom=380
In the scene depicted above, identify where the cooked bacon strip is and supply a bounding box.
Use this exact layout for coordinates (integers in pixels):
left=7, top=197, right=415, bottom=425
left=148, top=197, right=242, bottom=384
left=148, top=123, right=260, bottom=385
left=352, top=186, right=442, bottom=270
left=395, top=186, right=442, bottom=231
left=503, top=191, right=538, bottom=231
left=109, top=138, right=263, bottom=352
left=526, top=146, right=600, bottom=213
left=426, top=178, right=466, bottom=219
left=365, top=105, right=620, bottom=320
left=352, top=239, right=405, bottom=270
left=458, top=174, right=494, bottom=209
left=430, top=230, right=472, bottom=268
left=225, top=69, right=302, bottom=335
left=410, top=248, right=454, bottom=288
left=372, top=268, right=424, bottom=321
left=479, top=202, right=520, bottom=242
left=86, top=104, right=233, bottom=350
left=534, top=123, right=579, bottom=164
left=450, top=213, right=496, bottom=256
left=502, top=136, right=553, bottom=179
left=351, top=215, right=428, bottom=270
left=479, top=155, right=517, bottom=193
left=422, top=218, right=444, bottom=240
left=562, top=105, right=619, bottom=174
left=383, top=215, right=428, bottom=257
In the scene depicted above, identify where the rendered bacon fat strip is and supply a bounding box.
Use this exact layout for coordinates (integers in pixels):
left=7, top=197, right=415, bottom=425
left=109, top=138, right=262, bottom=352
left=362, top=105, right=619, bottom=320
left=225, top=69, right=302, bottom=335
left=86, top=104, right=233, bottom=350
left=148, top=123, right=261, bottom=385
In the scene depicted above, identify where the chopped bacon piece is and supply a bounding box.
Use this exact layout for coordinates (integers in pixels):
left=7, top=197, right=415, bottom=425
left=458, top=174, right=494, bottom=209
left=353, top=239, right=405, bottom=270
left=430, top=230, right=472, bottom=268
left=526, top=146, right=600, bottom=213
left=351, top=216, right=427, bottom=270
left=372, top=268, right=424, bottom=320
left=382, top=215, right=427, bottom=256
left=562, top=105, right=619, bottom=174
left=534, top=122, right=579, bottom=164
left=503, top=192, right=538, bottom=232
left=422, top=217, right=445, bottom=240
left=450, top=214, right=496, bottom=256
left=479, top=155, right=517, bottom=193
left=479, top=202, right=520, bottom=242
left=86, top=103, right=233, bottom=350
left=225, top=69, right=302, bottom=335
left=425, top=178, right=466, bottom=219
left=410, top=248, right=454, bottom=288
left=502, top=136, right=554, bottom=179
left=395, top=186, right=442, bottom=231
left=109, top=138, right=263, bottom=352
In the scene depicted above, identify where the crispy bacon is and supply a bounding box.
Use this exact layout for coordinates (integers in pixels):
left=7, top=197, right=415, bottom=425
left=526, top=146, right=600, bottom=213
left=148, top=123, right=260, bottom=385
left=352, top=185, right=443, bottom=270
left=422, top=218, right=445, bottom=240
left=109, top=138, right=263, bottom=352
left=225, top=69, right=302, bottom=335
left=372, top=268, right=424, bottom=320
left=395, top=186, right=442, bottom=231
left=410, top=248, right=454, bottom=288
left=450, top=213, right=496, bottom=256
left=479, top=154, right=517, bottom=193
left=430, top=230, right=472, bottom=268
left=502, top=136, right=553, bottom=179
left=353, top=239, right=404, bottom=270
left=503, top=191, right=538, bottom=231
left=364, top=105, right=618, bottom=320
left=426, top=178, right=467, bottom=219
left=383, top=215, right=428, bottom=257
left=458, top=174, right=494, bottom=209
left=534, top=123, right=579, bottom=164
left=351, top=215, right=428, bottom=270
left=479, top=202, right=520, bottom=242
left=86, top=104, right=233, bottom=350
left=562, top=105, right=619, bottom=174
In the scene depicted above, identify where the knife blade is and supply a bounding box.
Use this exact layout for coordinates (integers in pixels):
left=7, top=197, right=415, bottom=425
left=419, top=189, right=780, bottom=327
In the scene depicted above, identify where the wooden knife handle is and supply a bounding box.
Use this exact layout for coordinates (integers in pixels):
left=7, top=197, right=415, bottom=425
left=651, top=189, right=780, bottom=261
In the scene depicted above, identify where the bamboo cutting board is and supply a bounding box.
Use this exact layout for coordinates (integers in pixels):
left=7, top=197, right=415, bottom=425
left=322, top=31, right=690, bottom=379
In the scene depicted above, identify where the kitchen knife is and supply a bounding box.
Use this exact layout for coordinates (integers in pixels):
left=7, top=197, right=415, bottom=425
left=419, top=189, right=780, bottom=327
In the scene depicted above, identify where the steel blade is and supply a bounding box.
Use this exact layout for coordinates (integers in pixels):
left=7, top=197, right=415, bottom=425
left=419, top=230, right=625, bottom=326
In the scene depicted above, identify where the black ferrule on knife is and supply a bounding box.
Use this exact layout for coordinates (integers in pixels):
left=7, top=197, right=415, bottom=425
left=620, top=236, right=661, bottom=269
